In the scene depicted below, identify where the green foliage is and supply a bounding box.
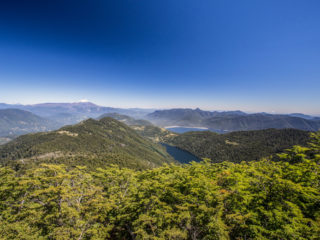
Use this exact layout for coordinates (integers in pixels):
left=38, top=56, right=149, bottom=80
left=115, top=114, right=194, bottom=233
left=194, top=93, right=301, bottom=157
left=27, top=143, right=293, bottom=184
left=0, top=164, right=113, bottom=239
left=132, top=125, right=178, bottom=143
left=166, top=128, right=310, bottom=163
left=0, top=132, right=320, bottom=239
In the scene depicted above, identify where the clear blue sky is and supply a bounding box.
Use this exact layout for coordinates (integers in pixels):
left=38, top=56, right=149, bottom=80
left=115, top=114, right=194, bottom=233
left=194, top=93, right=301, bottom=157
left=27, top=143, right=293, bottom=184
left=0, top=0, right=319, bottom=114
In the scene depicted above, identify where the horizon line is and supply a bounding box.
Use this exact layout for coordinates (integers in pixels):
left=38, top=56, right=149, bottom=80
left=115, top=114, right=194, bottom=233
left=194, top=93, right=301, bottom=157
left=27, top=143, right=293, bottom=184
left=0, top=101, right=319, bottom=116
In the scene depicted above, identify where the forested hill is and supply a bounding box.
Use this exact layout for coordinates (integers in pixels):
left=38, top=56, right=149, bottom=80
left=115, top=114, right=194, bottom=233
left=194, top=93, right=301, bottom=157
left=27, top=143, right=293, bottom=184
left=0, top=117, right=174, bottom=170
left=202, top=114, right=320, bottom=131
left=166, top=128, right=311, bottom=163
left=97, top=112, right=153, bottom=126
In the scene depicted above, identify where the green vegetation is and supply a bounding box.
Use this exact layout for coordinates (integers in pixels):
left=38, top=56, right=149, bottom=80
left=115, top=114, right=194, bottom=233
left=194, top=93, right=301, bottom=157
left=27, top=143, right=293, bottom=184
left=0, top=132, right=319, bottom=239
left=98, top=113, right=153, bottom=126
left=132, top=125, right=178, bottom=143
left=166, top=128, right=310, bottom=163
left=0, top=117, right=174, bottom=170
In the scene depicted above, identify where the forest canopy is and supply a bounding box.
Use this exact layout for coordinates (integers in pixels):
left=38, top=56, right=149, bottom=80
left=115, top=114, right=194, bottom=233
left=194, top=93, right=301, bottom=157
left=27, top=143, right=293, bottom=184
left=0, top=132, right=319, bottom=239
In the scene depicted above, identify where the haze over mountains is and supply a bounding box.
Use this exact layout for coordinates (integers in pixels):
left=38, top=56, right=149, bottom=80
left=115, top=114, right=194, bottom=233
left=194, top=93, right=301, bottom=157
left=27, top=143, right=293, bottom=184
left=0, top=102, right=155, bottom=139
left=0, top=102, right=154, bottom=125
left=0, top=109, right=58, bottom=136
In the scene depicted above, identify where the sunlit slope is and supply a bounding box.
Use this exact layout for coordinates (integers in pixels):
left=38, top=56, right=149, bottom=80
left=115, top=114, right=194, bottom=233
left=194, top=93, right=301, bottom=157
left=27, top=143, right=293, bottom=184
left=0, top=117, right=174, bottom=170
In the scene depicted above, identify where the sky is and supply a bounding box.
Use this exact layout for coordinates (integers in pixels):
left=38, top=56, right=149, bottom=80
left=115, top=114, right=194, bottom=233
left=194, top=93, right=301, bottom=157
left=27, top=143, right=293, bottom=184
left=0, top=0, right=319, bottom=114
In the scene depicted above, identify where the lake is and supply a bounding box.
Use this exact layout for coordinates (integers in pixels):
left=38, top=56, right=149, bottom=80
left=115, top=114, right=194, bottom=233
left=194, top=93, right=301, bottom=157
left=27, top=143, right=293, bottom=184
left=161, top=143, right=201, bottom=164
left=165, top=126, right=227, bottom=134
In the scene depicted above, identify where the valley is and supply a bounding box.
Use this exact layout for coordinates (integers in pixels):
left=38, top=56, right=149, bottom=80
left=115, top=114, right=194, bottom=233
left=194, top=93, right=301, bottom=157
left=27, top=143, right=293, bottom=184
left=0, top=130, right=319, bottom=239
left=0, top=106, right=314, bottom=168
left=0, top=102, right=319, bottom=240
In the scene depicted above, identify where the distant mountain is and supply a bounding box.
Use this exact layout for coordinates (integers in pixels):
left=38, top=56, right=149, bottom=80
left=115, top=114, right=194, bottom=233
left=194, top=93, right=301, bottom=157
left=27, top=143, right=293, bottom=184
left=0, top=137, right=13, bottom=145
left=147, top=108, right=247, bottom=126
left=0, top=117, right=175, bottom=170
left=0, top=102, right=155, bottom=126
left=0, top=103, right=26, bottom=109
left=288, top=113, right=316, bottom=120
left=165, top=128, right=310, bottom=163
left=147, top=108, right=320, bottom=131
left=0, top=109, right=58, bottom=137
left=203, top=113, right=320, bottom=131
left=97, top=113, right=153, bottom=126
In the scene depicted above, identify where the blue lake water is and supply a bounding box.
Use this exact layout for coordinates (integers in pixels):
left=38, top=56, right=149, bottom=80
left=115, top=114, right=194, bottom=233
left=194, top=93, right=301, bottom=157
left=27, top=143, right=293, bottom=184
left=161, top=143, right=201, bottom=164
left=166, top=127, right=227, bottom=134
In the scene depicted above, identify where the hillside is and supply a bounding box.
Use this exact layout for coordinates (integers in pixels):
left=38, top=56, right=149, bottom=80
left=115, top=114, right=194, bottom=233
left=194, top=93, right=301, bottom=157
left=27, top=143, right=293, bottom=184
left=0, top=117, right=174, bottom=170
left=0, top=109, right=58, bottom=137
left=166, top=128, right=310, bottom=163
left=131, top=125, right=178, bottom=142
left=97, top=112, right=153, bottom=126
left=203, top=113, right=320, bottom=131
left=97, top=113, right=178, bottom=143
left=147, top=108, right=320, bottom=131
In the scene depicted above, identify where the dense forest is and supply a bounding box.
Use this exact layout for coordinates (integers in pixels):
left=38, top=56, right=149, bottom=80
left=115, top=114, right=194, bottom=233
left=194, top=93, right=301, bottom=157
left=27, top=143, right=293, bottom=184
left=0, top=132, right=319, bottom=239
left=166, top=128, right=310, bottom=163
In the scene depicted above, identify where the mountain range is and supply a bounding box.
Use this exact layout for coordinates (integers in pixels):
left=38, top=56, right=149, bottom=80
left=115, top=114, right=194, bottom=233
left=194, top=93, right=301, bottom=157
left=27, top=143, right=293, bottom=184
left=147, top=108, right=320, bottom=132
left=0, top=102, right=155, bottom=138
left=0, top=109, right=313, bottom=171
left=0, top=102, right=319, bottom=140
left=0, top=102, right=155, bottom=126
